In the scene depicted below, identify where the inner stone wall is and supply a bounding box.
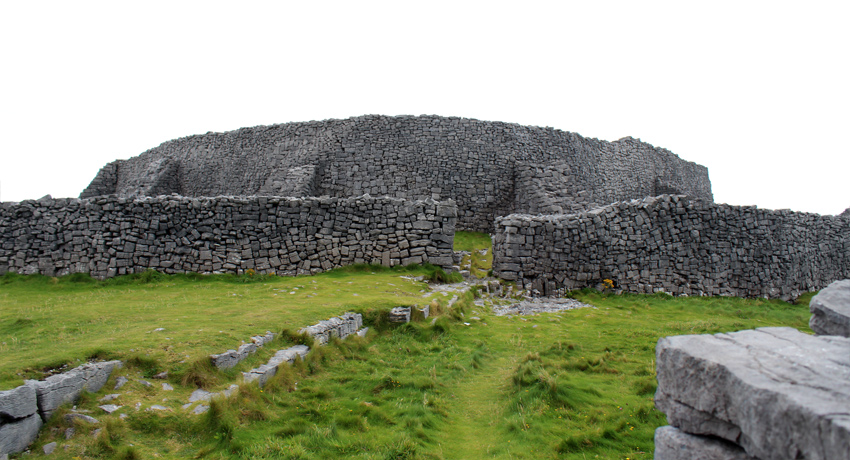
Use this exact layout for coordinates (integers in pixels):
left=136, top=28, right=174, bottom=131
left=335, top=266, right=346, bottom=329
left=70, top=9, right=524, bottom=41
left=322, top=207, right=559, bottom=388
left=80, top=115, right=713, bottom=232
left=493, top=195, right=849, bottom=300
left=0, top=195, right=456, bottom=279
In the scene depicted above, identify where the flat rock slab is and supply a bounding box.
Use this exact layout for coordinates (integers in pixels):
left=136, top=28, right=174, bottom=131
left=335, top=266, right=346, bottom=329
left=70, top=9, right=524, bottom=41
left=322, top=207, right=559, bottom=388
left=0, top=384, right=38, bottom=419
left=810, top=279, right=850, bottom=337
left=654, top=425, right=757, bottom=460
left=655, top=327, right=850, bottom=460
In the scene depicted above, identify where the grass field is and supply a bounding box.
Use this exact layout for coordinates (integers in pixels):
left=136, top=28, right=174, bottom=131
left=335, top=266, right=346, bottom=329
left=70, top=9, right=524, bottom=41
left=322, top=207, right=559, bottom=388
left=0, top=232, right=815, bottom=459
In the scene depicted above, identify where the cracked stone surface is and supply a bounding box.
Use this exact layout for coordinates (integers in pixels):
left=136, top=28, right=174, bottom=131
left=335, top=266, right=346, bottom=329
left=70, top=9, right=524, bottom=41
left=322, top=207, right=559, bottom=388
left=0, top=413, right=42, bottom=456
left=27, top=360, right=121, bottom=421
left=810, top=279, right=850, bottom=337
left=655, top=327, right=850, bottom=460
left=0, top=384, right=38, bottom=420
left=491, top=297, right=595, bottom=316
left=243, top=345, right=310, bottom=386
left=654, top=425, right=757, bottom=459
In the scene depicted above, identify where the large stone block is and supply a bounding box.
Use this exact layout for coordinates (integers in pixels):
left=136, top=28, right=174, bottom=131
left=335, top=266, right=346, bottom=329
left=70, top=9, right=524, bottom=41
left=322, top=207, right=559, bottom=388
left=810, top=279, right=850, bottom=337
left=655, top=327, right=850, bottom=460
left=28, top=360, right=122, bottom=421
left=0, top=384, right=38, bottom=420
left=654, top=425, right=757, bottom=460
left=0, top=413, right=42, bottom=456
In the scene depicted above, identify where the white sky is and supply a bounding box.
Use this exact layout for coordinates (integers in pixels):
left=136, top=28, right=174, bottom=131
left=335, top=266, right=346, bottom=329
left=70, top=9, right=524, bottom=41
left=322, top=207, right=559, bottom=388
left=1, top=1, right=847, bottom=215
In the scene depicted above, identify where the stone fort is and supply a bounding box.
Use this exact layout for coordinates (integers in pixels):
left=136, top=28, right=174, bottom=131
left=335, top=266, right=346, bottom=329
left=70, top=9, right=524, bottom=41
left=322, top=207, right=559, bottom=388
left=1, top=115, right=847, bottom=298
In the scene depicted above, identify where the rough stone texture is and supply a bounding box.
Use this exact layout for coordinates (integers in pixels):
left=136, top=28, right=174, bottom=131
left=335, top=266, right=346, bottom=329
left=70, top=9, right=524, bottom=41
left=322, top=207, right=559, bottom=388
left=27, top=360, right=122, bottom=421
left=389, top=307, right=411, bottom=323
left=210, top=332, right=274, bottom=370
left=655, top=327, right=850, bottom=460
left=840, top=207, right=850, bottom=219
left=0, top=413, right=42, bottom=456
left=0, top=195, right=456, bottom=279
left=493, top=195, right=849, bottom=300
left=242, top=345, right=310, bottom=386
left=654, top=425, right=757, bottom=460
left=810, top=279, right=850, bottom=337
left=0, top=384, right=38, bottom=420
left=78, top=115, right=712, bottom=232
left=298, top=313, right=363, bottom=345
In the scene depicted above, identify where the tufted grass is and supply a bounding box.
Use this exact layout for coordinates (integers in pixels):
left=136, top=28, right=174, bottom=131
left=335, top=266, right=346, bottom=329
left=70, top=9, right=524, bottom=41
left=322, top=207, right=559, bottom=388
left=0, top=232, right=816, bottom=459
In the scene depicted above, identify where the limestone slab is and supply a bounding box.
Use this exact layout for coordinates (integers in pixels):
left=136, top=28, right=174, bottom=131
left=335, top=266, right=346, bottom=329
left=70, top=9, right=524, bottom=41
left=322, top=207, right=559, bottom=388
left=810, top=279, right=850, bottom=337
left=0, top=413, right=42, bottom=456
left=654, top=425, right=757, bottom=460
left=655, top=327, right=850, bottom=460
left=0, top=384, right=38, bottom=419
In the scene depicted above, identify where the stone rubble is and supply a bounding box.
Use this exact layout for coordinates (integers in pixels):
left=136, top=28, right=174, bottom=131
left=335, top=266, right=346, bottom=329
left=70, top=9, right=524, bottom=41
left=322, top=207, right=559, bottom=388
left=242, top=345, right=310, bottom=387
left=210, top=331, right=275, bottom=370
left=491, top=297, right=595, bottom=316
left=388, top=307, right=411, bottom=323
left=298, top=313, right=363, bottom=345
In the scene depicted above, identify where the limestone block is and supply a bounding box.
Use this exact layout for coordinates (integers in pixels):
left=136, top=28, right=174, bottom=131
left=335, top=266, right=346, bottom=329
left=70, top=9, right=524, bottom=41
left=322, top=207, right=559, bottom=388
left=654, top=426, right=757, bottom=460
left=389, top=307, right=411, bottom=323
left=0, top=384, right=38, bottom=420
left=210, top=350, right=240, bottom=370
left=810, top=279, right=850, bottom=337
left=0, top=413, right=42, bottom=456
left=655, top=327, right=850, bottom=460
left=28, top=360, right=122, bottom=421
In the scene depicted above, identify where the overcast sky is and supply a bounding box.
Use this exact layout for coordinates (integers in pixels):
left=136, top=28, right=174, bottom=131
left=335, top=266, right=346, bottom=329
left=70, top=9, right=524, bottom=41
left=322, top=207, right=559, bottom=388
left=1, top=1, right=847, bottom=215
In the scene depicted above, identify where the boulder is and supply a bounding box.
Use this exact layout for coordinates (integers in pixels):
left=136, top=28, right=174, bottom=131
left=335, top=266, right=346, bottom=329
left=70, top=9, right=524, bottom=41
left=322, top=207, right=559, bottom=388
left=655, top=327, right=850, bottom=460
left=810, top=279, right=850, bottom=337
left=654, top=425, right=757, bottom=460
left=0, top=384, right=38, bottom=420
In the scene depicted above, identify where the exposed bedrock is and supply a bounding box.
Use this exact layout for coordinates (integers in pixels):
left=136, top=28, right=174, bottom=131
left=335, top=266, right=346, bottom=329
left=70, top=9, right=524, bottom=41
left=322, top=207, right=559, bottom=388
left=493, top=195, right=849, bottom=300
left=655, top=327, right=850, bottom=460
left=654, top=425, right=757, bottom=460
left=810, top=279, right=850, bottom=337
left=79, top=115, right=712, bottom=232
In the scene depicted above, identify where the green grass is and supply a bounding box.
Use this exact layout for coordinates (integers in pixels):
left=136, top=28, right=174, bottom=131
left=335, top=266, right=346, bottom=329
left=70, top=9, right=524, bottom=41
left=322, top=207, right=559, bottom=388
left=453, top=231, right=493, bottom=277
left=0, top=257, right=816, bottom=459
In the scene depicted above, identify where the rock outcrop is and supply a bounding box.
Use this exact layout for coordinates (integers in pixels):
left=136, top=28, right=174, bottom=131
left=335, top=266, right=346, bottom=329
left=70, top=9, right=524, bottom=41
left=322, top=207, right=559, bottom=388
left=810, top=279, right=850, bottom=337
left=654, top=425, right=756, bottom=460
left=654, top=327, right=850, bottom=460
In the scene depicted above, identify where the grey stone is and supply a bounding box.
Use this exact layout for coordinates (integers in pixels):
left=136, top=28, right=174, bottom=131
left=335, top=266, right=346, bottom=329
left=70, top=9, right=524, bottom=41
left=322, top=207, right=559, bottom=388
left=64, top=427, right=75, bottom=439
left=28, top=360, right=121, bottom=421
left=161, top=383, right=173, bottom=391
left=99, top=394, right=120, bottom=402
left=43, top=441, right=57, bottom=455
left=655, top=327, right=850, bottom=460
left=98, top=404, right=122, bottom=414
left=810, top=279, right=850, bottom=337
left=147, top=405, right=169, bottom=412
left=0, top=384, right=38, bottom=419
left=188, top=389, right=212, bottom=403
left=113, top=376, right=128, bottom=390
left=0, top=413, right=42, bottom=456
left=389, top=307, right=411, bottom=323
left=654, top=426, right=757, bottom=459
left=192, top=404, right=209, bottom=415
left=65, top=413, right=100, bottom=424
left=243, top=345, right=310, bottom=386
left=138, top=379, right=152, bottom=387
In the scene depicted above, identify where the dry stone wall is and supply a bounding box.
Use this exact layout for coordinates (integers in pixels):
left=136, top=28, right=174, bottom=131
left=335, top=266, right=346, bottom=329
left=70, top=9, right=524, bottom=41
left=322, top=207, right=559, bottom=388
left=0, top=195, right=456, bottom=279
left=493, top=195, right=849, bottom=300
left=79, top=115, right=712, bottom=232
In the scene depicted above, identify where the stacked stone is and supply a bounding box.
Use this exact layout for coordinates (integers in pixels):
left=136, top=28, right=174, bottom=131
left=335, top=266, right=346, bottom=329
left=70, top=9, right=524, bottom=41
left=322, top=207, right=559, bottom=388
left=298, top=312, right=363, bottom=345
left=0, top=361, right=121, bottom=456
left=0, top=194, right=456, bottom=279
left=242, top=345, right=310, bottom=386
left=79, top=115, right=713, bottom=232
left=210, top=332, right=275, bottom=370
left=653, top=280, right=850, bottom=459
left=493, top=195, right=849, bottom=300
left=388, top=306, right=412, bottom=323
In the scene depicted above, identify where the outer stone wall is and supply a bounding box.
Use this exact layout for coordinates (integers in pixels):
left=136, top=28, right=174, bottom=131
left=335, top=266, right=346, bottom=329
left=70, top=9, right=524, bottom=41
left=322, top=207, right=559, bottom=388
left=80, top=115, right=712, bottom=232
left=493, top=195, right=849, bottom=300
left=0, top=195, right=456, bottom=279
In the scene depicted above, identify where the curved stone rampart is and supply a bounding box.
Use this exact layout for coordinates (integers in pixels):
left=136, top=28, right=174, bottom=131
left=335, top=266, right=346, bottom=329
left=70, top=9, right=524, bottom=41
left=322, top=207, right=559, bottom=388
left=0, top=195, right=456, bottom=279
left=493, top=195, right=849, bottom=300
left=80, top=115, right=712, bottom=232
